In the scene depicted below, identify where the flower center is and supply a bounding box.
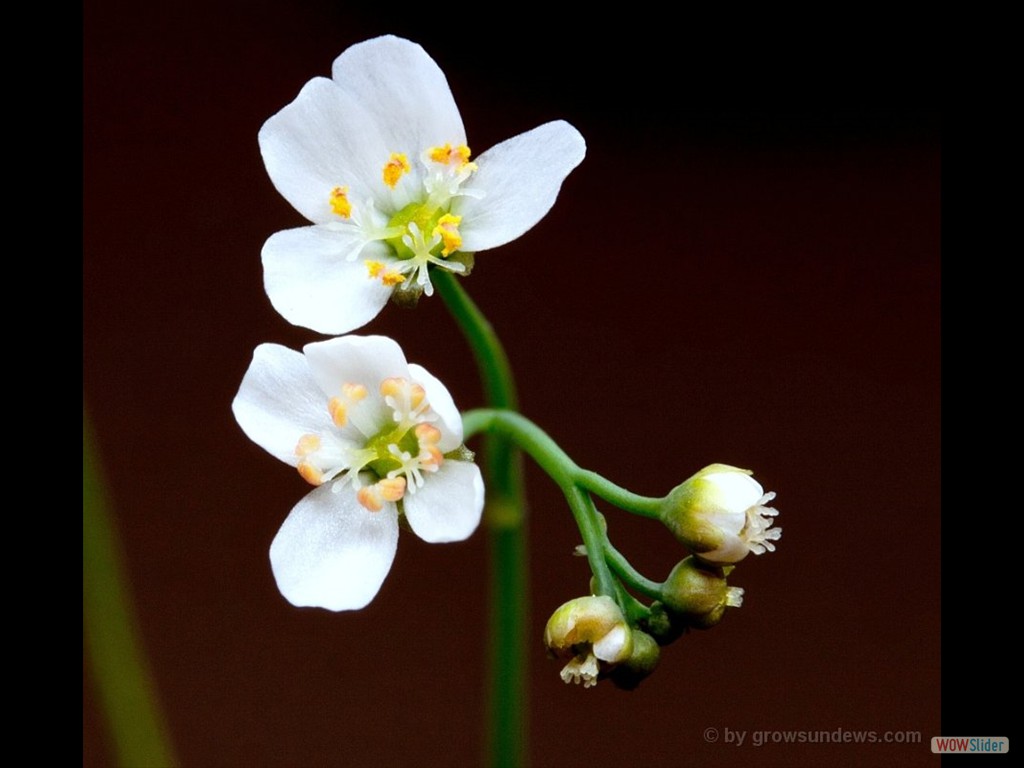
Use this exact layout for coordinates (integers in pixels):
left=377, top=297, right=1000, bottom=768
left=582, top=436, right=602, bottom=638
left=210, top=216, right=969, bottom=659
left=293, top=377, right=445, bottom=511
left=326, top=144, right=483, bottom=296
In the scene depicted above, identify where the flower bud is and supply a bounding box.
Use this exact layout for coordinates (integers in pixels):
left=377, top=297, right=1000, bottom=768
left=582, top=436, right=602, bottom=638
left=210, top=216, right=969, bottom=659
left=660, top=556, right=744, bottom=629
left=608, top=629, right=661, bottom=690
left=543, top=595, right=633, bottom=688
left=639, top=601, right=688, bottom=646
left=659, top=463, right=781, bottom=565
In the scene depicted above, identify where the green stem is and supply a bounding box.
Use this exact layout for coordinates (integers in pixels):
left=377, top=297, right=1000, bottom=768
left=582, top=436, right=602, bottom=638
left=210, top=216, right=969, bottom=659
left=570, top=487, right=619, bottom=598
left=432, top=271, right=519, bottom=500
left=603, top=538, right=664, bottom=600
left=609, top=576, right=654, bottom=625
left=433, top=271, right=525, bottom=768
left=574, top=469, right=662, bottom=519
left=83, top=408, right=177, bottom=767
left=462, top=409, right=616, bottom=598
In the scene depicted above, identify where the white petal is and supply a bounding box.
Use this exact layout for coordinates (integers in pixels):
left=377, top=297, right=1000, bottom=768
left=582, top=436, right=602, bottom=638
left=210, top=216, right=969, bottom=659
left=403, top=461, right=484, bottom=543
left=259, top=77, right=390, bottom=223
left=593, top=625, right=630, bottom=663
left=696, top=535, right=752, bottom=566
left=303, top=335, right=409, bottom=430
left=232, top=344, right=334, bottom=466
left=706, top=471, right=765, bottom=514
left=331, top=36, right=466, bottom=161
left=408, top=362, right=463, bottom=452
left=454, top=120, right=586, bottom=252
left=269, top=484, right=399, bottom=611
left=262, top=226, right=393, bottom=335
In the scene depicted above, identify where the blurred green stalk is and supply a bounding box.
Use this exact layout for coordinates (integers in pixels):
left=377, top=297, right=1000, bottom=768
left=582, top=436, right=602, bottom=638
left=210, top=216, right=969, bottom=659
left=83, top=409, right=177, bottom=767
left=433, top=272, right=527, bottom=768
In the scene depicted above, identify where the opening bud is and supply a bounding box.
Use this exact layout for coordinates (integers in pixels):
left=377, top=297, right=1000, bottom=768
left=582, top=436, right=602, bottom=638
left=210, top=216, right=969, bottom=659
left=543, top=595, right=633, bottom=689
left=658, top=463, right=781, bottom=565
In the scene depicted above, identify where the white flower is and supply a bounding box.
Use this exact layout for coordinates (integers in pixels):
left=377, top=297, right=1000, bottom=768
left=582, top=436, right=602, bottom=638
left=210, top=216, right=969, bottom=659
left=231, top=334, right=484, bottom=611
left=659, top=464, right=781, bottom=565
left=258, top=35, right=586, bottom=334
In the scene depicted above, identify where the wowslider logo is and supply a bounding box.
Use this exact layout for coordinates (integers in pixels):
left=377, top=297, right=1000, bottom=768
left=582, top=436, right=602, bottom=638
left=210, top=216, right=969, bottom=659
left=931, top=737, right=1009, bottom=754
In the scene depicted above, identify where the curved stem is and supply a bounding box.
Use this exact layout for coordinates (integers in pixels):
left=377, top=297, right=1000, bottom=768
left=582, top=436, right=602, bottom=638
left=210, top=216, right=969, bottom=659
left=566, top=486, right=618, bottom=598
left=574, top=469, right=662, bottom=519
left=609, top=577, right=653, bottom=625
left=433, top=272, right=525, bottom=768
left=463, top=409, right=662, bottom=521
left=463, top=409, right=617, bottom=598
left=603, top=538, right=664, bottom=600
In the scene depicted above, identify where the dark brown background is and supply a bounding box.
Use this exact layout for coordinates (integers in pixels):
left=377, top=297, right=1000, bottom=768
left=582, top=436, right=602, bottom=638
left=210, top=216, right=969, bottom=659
left=85, top=4, right=941, bottom=766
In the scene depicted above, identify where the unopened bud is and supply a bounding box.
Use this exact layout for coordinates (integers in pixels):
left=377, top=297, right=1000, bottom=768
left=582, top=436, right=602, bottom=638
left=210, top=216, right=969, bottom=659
left=639, top=601, right=688, bottom=646
left=660, top=556, right=744, bottom=629
left=609, top=629, right=661, bottom=690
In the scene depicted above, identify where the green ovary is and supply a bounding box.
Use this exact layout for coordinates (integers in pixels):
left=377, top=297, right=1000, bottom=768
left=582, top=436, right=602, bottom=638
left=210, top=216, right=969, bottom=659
left=364, top=424, right=420, bottom=479
left=385, top=201, right=447, bottom=260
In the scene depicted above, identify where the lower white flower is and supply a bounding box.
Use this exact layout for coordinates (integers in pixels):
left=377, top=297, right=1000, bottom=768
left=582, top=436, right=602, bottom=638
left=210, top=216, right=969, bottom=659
left=232, top=335, right=484, bottom=611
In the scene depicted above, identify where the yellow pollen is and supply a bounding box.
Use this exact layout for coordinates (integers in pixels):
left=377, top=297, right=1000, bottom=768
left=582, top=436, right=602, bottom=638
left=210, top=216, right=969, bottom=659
left=415, top=424, right=443, bottom=469
left=342, top=383, right=367, bottom=401
left=357, top=486, right=383, bottom=512
left=428, top=143, right=474, bottom=168
left=297, top=461, right=323, bottom=486
left=378, top=477, right=407, bottom=502
left=382, top=153, right=411, bottom=188
left=357, top=479, right=405, bottom=512
left=329, top=186, right=352, bottom=219
left=366, top=260, right=406, bottom=286
left=328, top=397, right=348, bottom=427
left=295, top=434, right=321, bottom=457
left=410, top=384, right=426, bottom=409
left=415, top=423, right=442, bottom=446
left=433, top=213, right=463, bottom=256
left=381, top=378, right=427, bottom=410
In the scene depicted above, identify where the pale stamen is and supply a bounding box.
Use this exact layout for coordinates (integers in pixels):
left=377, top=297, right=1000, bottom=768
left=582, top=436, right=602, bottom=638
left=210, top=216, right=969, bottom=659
left=293, top=432, right=354, bottom=487
left=744, top=492, right=782, bottom=554
left=357, top=477, right=407, bottom=511
left=559, top=653, right=600, bottom=688
left=380, top=377, right=434, bottom=428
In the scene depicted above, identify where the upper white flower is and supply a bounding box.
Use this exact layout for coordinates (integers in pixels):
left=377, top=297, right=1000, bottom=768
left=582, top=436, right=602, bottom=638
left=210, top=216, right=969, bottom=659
left=258, top=35, right=586, bottom=334
left=231, top=334, right=484, bottom=611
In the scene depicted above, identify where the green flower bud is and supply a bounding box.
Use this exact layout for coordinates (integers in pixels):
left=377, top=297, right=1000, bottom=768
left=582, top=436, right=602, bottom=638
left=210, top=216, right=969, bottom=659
left=660, top=556, right=744, bottom=629
left=609, top=629, right=661, bottom=690
left=639, top=601, right=688, bottom=646
left=543, top=595, right=633, bottom=688
left=659, top=463, right=781, bottom=565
